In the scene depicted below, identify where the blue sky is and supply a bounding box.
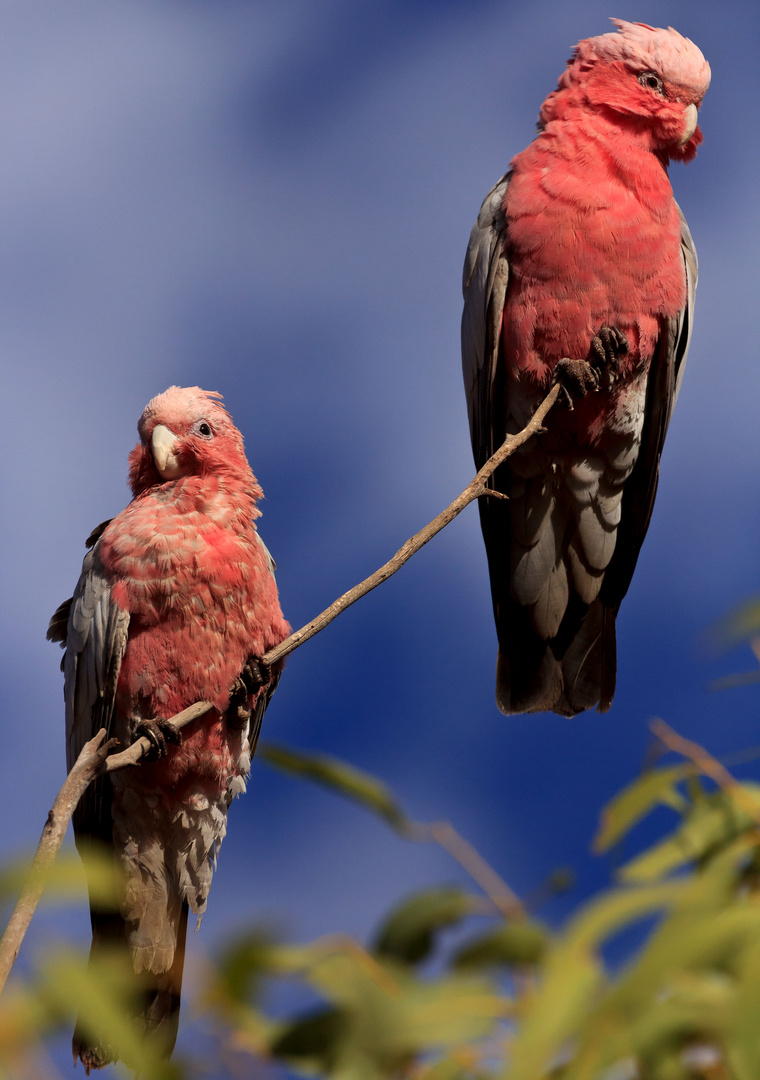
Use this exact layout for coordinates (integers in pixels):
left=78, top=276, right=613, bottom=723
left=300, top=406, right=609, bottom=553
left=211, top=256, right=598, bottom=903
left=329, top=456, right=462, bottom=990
left=1, top=0, right=758, bottom=1071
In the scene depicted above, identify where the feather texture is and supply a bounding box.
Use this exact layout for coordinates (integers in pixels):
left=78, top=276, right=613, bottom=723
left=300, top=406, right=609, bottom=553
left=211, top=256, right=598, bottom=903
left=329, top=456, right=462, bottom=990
left=50, top=386, right=290, bottom=1069
left=462, top=21, right=708, bottom=715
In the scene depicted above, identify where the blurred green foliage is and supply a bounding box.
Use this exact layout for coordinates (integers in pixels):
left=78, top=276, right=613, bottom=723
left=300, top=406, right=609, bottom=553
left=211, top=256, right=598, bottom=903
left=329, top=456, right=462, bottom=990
left=3, top=732, right=760, bottom=1078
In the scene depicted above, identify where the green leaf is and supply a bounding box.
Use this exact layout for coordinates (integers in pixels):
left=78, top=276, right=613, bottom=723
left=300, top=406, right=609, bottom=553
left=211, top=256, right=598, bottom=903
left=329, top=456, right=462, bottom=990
left=304, top=948, right=407, bottom=1010
left=546, top=866, right=576, bottom=896
left=453, top=922, right=547, bottom=969
left=712, top=597, right=760, bottom=648
left=39, top=948, right=180, bottom=1079
left=374, top=888, right=478, bottom=965
left=594, top=765, right=690, bottom=853
left=0, top=848, right=120, bottom=909
left=260, top=743, right=409, bottom=832
left=620, top=788, right=760, bottom=884
left=271, top=942, right=504, bottom=1080
left=309, top=949, right=503, bottom=1048
left=0, top=984, right=52, bottom=1059
left=418, top=1056, right=484, bottom=1080
left=213, top=929, right=281, bottom=1003
left=394, top=973, right=507, bottom=1049
left=559, top=841, right=758, bottom=1075
left=506, top=884, right=682, bottom=1080
left=567, top=883, right=684, bottom=953
left=271, top=1006, right=348, bottom=1068
left=726, top=934, right=760, bottom=1079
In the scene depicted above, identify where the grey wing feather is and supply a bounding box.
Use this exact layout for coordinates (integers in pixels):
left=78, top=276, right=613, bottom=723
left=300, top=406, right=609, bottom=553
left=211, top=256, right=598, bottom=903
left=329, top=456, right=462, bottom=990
left=462, top=172, right=510, bottom=466
left=47, top=597, right=72, bottom=650
left=671, top=203, right=698, bottom=407
left=248, top=668, right=282, bottom=760
left=247, top=530, right=283, bottom=758
left=253, top=529, right=277, bottom=578
left=602, top=202, right=698, bottom=607
left=51, top=540, right=130, bottom=772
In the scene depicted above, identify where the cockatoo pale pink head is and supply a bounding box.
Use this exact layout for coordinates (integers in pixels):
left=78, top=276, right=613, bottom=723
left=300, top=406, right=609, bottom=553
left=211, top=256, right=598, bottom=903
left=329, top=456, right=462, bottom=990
left=128, top=385, right=257, bottom=498
left=541, top=19, right=711, bottom=161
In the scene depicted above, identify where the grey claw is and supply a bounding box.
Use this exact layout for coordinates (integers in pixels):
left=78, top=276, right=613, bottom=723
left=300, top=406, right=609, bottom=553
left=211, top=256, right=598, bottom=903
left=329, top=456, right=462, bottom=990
left=134, top=717, right=181, bottom=761
left=226, top=655, right=272, bottom=731
left=552, top=357, right=599, bottom=409
left=589, top=325, right=629, bottom=388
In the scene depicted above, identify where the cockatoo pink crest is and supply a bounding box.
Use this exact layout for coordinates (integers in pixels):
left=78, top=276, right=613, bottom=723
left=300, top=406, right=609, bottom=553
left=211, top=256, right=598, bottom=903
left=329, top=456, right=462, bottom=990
left=462, top=21, right=709, bottom=715
left=49, top=386, right=290, bottom=1069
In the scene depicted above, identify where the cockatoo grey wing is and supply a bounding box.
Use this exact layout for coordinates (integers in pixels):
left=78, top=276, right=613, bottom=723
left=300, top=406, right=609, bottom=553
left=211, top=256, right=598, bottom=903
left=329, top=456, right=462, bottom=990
left=671, top=203, right=698, bottom=407
left=462, top=172, right=511, bottom=468
left=48, top=536, right=129, bottom=774
left=247, top=530, right=283, bottom=759
left=602, top=203, right=697, bottom=608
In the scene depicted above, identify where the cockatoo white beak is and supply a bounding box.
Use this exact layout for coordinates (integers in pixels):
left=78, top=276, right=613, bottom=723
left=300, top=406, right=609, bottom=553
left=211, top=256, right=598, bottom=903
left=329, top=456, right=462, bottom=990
left=679, top=103, right=698, bottom=146
left=151, top=424, right=183, bottom=479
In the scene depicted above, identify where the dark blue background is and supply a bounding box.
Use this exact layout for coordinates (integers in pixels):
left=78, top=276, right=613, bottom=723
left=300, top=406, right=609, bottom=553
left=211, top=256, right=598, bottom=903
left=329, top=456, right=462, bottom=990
left=1, top=1, right=757, bottom=1072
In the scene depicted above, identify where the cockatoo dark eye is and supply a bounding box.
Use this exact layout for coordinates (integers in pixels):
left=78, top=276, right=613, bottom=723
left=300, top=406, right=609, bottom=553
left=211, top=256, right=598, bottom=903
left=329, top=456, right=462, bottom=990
left=638, top=71, right=665, bottom=96
left=197, top=422, right=213, bottom=438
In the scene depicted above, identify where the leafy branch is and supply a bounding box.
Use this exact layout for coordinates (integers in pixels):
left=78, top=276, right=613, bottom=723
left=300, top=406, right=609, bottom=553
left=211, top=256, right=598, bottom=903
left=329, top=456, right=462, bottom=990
left=3, top=719, right=760, bottom=1079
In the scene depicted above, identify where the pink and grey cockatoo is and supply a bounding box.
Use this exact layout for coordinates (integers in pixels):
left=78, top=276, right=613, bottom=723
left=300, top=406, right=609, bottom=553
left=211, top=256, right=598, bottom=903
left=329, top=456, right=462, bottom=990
left=462, top=20, right=709, bottom=716
left=48, top=386, right=290, bottom=1070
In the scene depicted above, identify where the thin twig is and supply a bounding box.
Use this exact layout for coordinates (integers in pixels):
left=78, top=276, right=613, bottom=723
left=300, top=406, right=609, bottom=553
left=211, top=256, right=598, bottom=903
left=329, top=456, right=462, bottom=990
left=707, top=670, right=760, bottom=693
left=261, top=383, right=561, bottom=666
left=405, top=820, right=525, bottom=921
left=650, top=718, right=760, bottom=822
left=309, top=934, right=403, bottom=998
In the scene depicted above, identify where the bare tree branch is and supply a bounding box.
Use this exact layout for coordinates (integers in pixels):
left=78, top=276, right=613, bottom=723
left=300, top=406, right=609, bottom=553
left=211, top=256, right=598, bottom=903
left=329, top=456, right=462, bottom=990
left=0, top=701, right=217, bottom=994
left=405, top=819, right=525, bottom=921
left=650, top=718, right=760, bottom=821
left=0, top=731, right=115, bottom=994
left=0, top=385, right=559, bottom=992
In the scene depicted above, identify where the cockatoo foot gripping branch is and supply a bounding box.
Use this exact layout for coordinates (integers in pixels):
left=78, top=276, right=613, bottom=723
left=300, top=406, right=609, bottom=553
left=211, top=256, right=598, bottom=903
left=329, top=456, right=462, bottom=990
left=552, top=323, right=630, bottom=410
left=462, top=19, right=710, bottom=717
left=227, top=655, right=276, bottom=729
left=588, top=325, right=630, bottom=390
left=132, top=716, right=182, bottom=761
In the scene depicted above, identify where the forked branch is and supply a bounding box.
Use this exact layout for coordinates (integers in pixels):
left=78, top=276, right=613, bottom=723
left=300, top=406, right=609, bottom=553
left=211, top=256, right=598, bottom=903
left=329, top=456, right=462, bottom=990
left=0, top=384, right=560, bottom=992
